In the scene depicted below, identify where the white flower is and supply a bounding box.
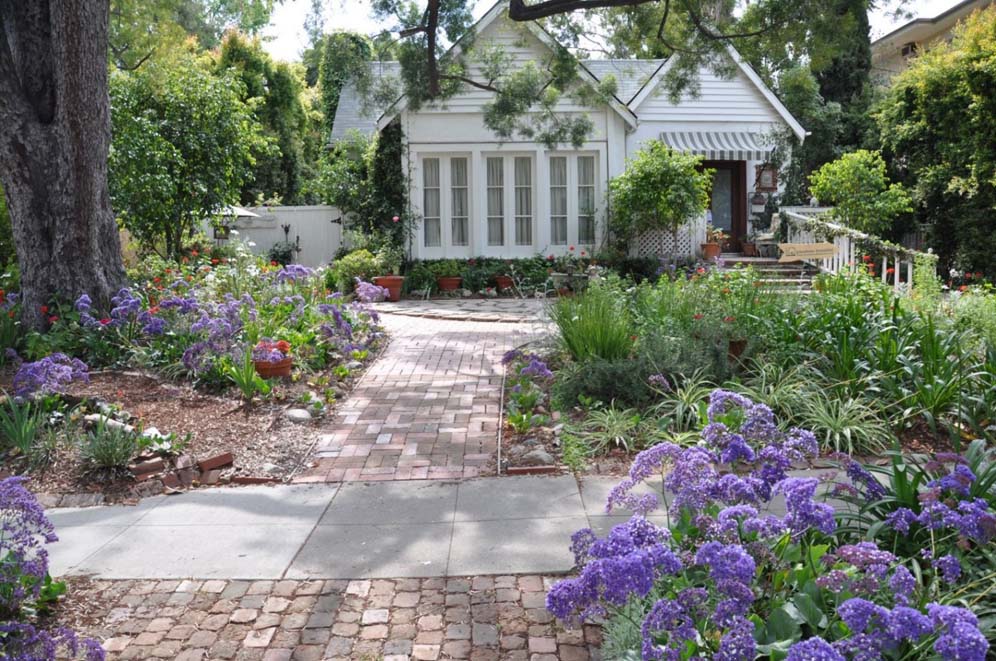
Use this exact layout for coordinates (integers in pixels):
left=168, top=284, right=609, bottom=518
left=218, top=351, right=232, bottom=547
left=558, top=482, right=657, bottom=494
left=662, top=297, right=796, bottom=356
left=247, top=241, right=256, bottom=247
left=230, top=229, right=240, bottom=236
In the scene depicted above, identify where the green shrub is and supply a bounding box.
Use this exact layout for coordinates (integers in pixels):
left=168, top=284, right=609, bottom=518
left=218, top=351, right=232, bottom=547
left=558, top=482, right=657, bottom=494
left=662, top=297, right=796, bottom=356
left=795, top=392, right=892, bottom=455
left=553, top=356, right=654, bottom=409
left=267, top=241, right=297, bottom=265
left=808, top=149, right=912, bottom=234
left=550, top=281, right=633, bottom=362
left=80, top=419, right=138, bottom=470
left=329, top=249, right=381, bottom=293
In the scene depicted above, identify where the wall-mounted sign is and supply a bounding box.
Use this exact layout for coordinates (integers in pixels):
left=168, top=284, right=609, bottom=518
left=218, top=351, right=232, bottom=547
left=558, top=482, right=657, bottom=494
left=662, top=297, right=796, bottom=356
left=778, top=242, right=837, bottom=262
left=755, top=164, right=778, bottom=192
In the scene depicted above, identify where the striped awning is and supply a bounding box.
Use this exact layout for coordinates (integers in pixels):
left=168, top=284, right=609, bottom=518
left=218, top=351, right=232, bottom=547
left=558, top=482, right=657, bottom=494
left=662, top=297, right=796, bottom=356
left=661, top=131, right=772, bottom=161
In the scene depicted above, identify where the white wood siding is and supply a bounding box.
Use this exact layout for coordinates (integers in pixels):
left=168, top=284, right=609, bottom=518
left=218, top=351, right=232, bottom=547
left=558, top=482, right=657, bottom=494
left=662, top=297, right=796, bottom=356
left=634, top=66, right=784, bottom=125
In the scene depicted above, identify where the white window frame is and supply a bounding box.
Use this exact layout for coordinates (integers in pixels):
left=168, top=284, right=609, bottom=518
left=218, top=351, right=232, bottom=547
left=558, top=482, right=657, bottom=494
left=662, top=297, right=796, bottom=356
left=546, top=152, right=599, bottom=249
left=481, top=152, right=536, bottom=257
left=417, top=153, right=473, bottom=257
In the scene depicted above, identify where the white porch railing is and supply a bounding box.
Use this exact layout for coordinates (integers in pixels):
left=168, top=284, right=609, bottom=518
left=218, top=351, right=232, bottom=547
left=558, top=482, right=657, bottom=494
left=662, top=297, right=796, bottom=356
left=778, top=207, right=933, bottom=294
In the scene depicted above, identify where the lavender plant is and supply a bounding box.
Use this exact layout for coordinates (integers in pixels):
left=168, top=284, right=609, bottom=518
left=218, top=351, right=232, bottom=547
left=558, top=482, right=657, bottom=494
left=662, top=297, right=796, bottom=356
left=0, top=477, right=104, bottom=660
left=547, top=390, right=990, bottom=660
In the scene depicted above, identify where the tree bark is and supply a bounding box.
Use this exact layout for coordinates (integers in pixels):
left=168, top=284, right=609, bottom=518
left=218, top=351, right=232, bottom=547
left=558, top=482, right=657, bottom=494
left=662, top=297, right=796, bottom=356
left=0, top=0, right=127, bottom=330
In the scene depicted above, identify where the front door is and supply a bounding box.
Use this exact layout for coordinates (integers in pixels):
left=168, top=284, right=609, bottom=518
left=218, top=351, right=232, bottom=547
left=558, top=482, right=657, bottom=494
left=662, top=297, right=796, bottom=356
left=702, top=161, right=746, bottom=252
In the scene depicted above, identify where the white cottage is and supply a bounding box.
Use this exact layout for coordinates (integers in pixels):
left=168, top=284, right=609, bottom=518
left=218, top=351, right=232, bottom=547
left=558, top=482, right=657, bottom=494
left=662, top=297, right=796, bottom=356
left=331, top=1, right=806, bottom=260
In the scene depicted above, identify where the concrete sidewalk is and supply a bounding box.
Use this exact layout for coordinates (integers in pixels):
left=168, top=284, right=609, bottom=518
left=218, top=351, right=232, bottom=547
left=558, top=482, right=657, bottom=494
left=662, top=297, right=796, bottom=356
left=49, top=475, right=667, bottom=581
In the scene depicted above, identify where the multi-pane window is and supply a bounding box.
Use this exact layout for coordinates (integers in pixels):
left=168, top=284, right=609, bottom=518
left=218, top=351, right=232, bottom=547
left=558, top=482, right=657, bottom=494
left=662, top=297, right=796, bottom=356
left=549, top=157, right=568, bottom=245
left=450, top=158, right=469, bottom=246
left=423, top=158, right=441, bottom=247
left=514, top=157, right=532, bottom=246
left=486, top=157, right=504, bottom=246
left=577, top=156, right=596, bottom=245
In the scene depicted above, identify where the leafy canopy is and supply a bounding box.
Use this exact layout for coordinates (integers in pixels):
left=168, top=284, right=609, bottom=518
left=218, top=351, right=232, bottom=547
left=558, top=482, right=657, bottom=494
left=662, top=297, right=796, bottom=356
left=876, top=5, right=996, bottom=277
left=609, top=140, right=713, bottom=241
left=809, top=149, right=912, bottom=235
left=109, top=55, right=270, bottom=260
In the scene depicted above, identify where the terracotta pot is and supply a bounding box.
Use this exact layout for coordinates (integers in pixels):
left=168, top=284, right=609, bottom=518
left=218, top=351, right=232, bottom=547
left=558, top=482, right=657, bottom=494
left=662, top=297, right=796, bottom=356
left=436, top=276, right=462, bottom=291
left=742, top=243, right=758, bottom=257
left=701, top=243, right=722, bottom=260
left=255, top=357, right=293, bottom=379
left=372, top=275, right=404, bottom=302
left=728, top=339, right=748, bottom=361
left=494, top=275, right=514, bottom=291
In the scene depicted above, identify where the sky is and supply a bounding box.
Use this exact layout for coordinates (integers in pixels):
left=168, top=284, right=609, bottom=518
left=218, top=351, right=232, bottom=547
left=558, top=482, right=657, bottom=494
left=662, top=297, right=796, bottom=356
left=261, top=0, right=967, bottom=63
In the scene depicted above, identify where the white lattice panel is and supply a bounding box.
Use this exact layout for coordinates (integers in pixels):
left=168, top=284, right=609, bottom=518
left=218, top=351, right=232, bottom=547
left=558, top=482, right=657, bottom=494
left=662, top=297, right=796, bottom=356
left=634, top=218, right=704, bottom=258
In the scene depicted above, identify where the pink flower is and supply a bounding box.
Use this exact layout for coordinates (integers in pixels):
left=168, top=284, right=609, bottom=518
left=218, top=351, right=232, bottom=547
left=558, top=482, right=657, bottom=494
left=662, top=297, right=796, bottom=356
left=392, top=215, right=400, bottom=223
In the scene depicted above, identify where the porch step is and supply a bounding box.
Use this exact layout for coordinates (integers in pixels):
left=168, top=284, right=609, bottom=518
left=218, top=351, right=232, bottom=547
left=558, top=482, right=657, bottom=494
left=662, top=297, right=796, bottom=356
left=716, top=252, right=820, bottom=293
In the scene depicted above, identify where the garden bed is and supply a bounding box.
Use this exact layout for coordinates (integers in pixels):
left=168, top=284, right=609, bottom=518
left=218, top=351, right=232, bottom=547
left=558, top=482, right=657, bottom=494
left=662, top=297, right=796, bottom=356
left=1, top=349, right=379, bottom=505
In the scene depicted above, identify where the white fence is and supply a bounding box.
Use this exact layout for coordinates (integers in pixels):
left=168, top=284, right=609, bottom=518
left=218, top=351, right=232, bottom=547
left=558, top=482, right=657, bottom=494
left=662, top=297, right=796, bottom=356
left=779, top=206, right=932, bottom=293
left=204, top=205, right=343, bottom=267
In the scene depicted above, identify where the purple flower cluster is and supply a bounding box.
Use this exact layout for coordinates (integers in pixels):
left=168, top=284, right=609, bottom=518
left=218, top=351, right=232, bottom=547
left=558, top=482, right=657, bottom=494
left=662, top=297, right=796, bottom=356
left=823, top=599, right=989, bottom=660
left=519, top=356, right=553, bottom=380
left=274, top=264, right=314, bottom=284
left=886, top=495, right=996, bottom=544
left=606, top=390, right=821, bottom=522
left=546, top=516, right=680, bottom=625
left=0, top=478, right=104, bottom=660
left=12, top=353, right=89, bottom=398
left=354, top=279, right=389, bottom=303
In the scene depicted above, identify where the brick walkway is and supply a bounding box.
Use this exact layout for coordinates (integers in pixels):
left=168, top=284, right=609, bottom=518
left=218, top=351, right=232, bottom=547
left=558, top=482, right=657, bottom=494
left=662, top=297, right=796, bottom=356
left=76, top=576, right=601, bottom=660
left=295, top=315, right=548, bottom=484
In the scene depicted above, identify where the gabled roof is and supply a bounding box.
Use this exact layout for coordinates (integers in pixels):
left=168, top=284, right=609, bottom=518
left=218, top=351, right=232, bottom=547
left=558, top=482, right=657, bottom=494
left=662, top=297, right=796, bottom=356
left=626, top=45, right=807, bottom=141
left=329, top=61, right=402, bottom=142
left=871, top=0, right=992, bottom=50
left=372, top=0, right=640, bottom=132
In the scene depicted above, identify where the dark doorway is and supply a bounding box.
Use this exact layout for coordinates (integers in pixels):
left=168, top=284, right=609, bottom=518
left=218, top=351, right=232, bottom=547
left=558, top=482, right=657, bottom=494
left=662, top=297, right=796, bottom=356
left=701, top=160, right=747, bottom=252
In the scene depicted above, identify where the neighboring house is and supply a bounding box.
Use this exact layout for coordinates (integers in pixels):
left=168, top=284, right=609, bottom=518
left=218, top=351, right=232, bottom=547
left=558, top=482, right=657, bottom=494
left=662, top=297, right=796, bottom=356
left=331, top=1, right=805, bottom=260
left=871, top=0, right=993, bottom=83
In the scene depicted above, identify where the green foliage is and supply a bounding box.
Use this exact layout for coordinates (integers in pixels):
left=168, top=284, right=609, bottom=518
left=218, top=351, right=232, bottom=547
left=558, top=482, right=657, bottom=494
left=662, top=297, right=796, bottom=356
left=550, top=280, right=633, bottom=362
left=109, top=55, right=269, bottom=260
left=794, top=393, right=891, bottom=455
left=318, top=122, right=408, bottom=247
left=609, top=141, right=712, bottom=244
left=0, top=398, right=43, bottom=457
left=328, top=249, right=382, bottom=293
left=575, top=406, right=645, bottom=454
left=267, top=241, right=297, bottom=266
left=217, top=32, right=310, bottom=204
left=80, top=419, right=137, bottom=471
left=809, top=150, right=912, bottom=234
left=876, top=6, right=996, bottom=278
left=319, top=32, right=372, bottom=131
left=223, top=348, right=271, bottom=406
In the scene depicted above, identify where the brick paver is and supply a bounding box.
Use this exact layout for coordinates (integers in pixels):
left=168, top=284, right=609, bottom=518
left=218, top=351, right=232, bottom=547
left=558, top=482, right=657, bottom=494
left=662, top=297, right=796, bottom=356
left=296, top=315, right=547, bottom=483
left=74, top=575, right=601, bottom=660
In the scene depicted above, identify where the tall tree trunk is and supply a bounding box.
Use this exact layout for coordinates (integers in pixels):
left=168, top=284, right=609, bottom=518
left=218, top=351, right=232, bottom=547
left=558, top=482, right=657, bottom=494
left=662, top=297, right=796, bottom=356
left=0, top=1, right=127, bottom=330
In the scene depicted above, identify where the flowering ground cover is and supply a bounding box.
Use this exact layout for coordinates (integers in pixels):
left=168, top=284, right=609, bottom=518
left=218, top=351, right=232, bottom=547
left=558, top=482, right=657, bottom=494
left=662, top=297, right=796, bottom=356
left=546, top=390, right=996, bottom=659
left=0, top=242, right=386, bottom=500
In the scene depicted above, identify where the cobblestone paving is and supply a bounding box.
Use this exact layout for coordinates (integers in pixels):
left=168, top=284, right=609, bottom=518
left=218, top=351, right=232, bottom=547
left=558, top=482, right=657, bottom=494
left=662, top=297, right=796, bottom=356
left=81, top=575, right=600, bottom=660
left=295, top=315, right=548, bottom=484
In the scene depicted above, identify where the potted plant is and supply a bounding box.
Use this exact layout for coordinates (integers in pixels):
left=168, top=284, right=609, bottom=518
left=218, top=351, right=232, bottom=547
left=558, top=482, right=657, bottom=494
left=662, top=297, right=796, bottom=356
left=494, top=271, right=514, bottom=292
left=372, top=244, right=405, bottom=302
left=432, top=259, right=463, bottom=292
left=701, top=224, right=727, bottom=260
left=253, top=339, right=293, bottom=378
left=741, top=229, right=759, bottom=257
left=548, top=248, right=590, bottom=295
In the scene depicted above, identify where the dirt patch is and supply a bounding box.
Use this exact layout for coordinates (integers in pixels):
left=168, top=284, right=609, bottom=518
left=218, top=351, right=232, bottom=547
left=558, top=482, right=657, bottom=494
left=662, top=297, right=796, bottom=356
left=6, top=345, right=381, bottom=504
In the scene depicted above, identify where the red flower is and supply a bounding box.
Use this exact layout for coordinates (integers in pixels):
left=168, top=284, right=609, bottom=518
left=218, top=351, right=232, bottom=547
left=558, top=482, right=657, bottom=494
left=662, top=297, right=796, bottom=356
left=580, top=250, right=587, bottom=256
left=693, top=313, right=703, bottom=320
left=271, top=260, right=278, bottom=266
left=723, top=316, right=736, bottom=323
left=630, top=335, right=637, bottom=341
left=149, top=306, right=160, bottom=315
left=153, top=277, right=161, bottom=284
left=975, top=272, right=983, bottom=278
left=276, top=340, right=292, bottom=354
left=569, top=245, right=575, bottom=251
left=7, top=310, right=14, bottom=319
left=547, top=255, right=555, bottom=261
left=39, top=305, right=48, bottom=314
left=887, top=268, right=895, bottom=275
left=211, top=258, right=219, bottom=265
left=99, top=318, right=111, bottom=325
left=48, top=316, right=59, bottom=323
left=959, top=285, right=968, bottom=292
left=191, top=249, right=199, bottom=257
left=862, top=255, right=872, bottom=262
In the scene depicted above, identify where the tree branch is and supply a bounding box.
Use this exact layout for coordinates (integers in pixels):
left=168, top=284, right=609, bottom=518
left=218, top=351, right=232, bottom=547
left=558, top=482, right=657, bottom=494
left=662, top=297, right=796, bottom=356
left=508, top=0, right=660, bottom=21
left=440, top=74, right=498, bottom=92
